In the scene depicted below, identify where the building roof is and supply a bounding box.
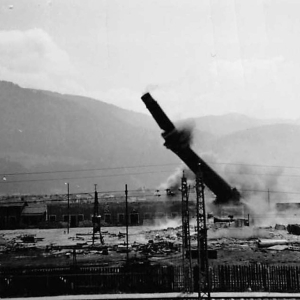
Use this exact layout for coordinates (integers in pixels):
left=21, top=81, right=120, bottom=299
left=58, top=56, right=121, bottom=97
left=21, top=204, right=46, bottom=216
left=0, top=202, right=26, bottom=207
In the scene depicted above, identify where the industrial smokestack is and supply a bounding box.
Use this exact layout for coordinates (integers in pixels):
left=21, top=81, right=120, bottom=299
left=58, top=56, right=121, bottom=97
left=141, top=92, right=240, bottom=204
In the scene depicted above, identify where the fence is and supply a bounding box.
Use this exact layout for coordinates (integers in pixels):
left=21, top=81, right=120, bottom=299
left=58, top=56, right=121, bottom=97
left=210, top=264, right=300, bottom=293
left=1, top=264, right=177, bottom=297
left=2, top=264, right=300, bottom=297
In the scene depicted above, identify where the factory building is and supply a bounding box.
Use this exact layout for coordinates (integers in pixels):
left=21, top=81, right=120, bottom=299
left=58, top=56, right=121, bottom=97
left=0, top=201, right=47, bottom=229
left=0, top=190, right=250, bottom=230
left=47, top=197, right=186, bottom=228
left=0, top=192, right=196, bottom=229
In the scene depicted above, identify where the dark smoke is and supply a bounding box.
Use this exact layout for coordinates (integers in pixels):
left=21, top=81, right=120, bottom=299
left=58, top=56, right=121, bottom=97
left=175, top=120, right=195, bottom=146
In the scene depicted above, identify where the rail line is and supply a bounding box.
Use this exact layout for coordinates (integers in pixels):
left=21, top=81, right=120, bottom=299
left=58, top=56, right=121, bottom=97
left=6, top=292, right=300, bottom=300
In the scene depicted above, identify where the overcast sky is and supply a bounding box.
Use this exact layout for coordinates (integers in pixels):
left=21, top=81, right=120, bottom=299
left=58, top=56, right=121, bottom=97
left=1, top=0, right=300, bottom=120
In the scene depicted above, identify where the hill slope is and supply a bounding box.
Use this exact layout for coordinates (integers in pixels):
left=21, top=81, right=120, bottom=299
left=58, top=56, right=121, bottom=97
left=200, top=124, right=300, bottom=203
left=1, top=80, right=300, bottom=200
left=193, top=113, right=292, bottom=136
left=0, top=81, right=183, bottom=194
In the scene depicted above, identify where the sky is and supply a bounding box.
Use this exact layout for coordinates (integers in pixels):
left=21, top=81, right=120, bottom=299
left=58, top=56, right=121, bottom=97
left=1, top=0, right=300, bottom=120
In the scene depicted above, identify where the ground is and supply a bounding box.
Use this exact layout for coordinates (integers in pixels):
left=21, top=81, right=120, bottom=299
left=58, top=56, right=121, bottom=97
left=1, top=224, right=300, bottom=269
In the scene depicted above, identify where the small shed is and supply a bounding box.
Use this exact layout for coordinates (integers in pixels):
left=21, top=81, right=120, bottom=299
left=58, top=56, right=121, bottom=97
left=0, top=202, right=26, bottom=229
left=21, top=203, right=47, bottom=227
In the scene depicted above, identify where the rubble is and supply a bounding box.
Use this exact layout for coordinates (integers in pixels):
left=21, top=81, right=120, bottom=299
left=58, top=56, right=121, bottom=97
left=20, top=234, right=35, bottom=243
left=275, top=224, right=286, bottom=230
left=267, top=245, right=289, bottom=251
left=257, top=239, right=289, bottom=248
left=287, top=224, right=300, bottom=235
left=3, top=225, right=300, bottom=268
left=116, top=244, right=132, bottom=253
left=137, top=240, right=179, bottom=256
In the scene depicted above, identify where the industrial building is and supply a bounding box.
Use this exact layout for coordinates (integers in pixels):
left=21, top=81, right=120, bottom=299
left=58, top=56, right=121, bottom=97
left=0, top=192, right=197, bottom=229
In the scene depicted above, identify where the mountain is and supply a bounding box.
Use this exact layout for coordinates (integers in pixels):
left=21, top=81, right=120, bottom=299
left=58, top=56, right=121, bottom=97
left=1, top=80, right=300, bottom=200
left=210, top=123, right=300, bottom=166
left=193, top=113, right=292, bottom=136
left=0, top=81, right=184, bottom=194
left=201, top=123, right=300, bottom=203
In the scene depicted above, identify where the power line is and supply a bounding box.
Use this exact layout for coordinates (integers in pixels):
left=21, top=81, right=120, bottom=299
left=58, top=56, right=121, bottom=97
left=3, top=160, right=300, bottom=178
left=241, top=188, right=300, bottom=195
left=0, top=163, right=178, bottom=177
left=220, top=171, right=300, bottom=178
left=2, top=187, right=300, bottom=205
left=0, top=170, right=175, bottom=184
left=212, top=161, right=300, bottom=170
left=2, top=162, right=300, bottom=199
left=1, top=167, right=300, bottom=185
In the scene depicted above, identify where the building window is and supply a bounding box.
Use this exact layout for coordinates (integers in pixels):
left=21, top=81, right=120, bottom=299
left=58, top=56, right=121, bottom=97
left=156, top=212, right=165, bottom=219
left=70, top=215, right=77, bottom=227
left=9, top=216, right=16, bottom=224
left=144, top=213, right=151, bottom=219
left=78, top=214, right=84, bottom=222
left=118, top=213, right=124, bottom=224
left=130, top=213, right=139, bottom=225
left=63, top=215, right=69, bottom=222
left=104, top=214, right=111, bottom=224
left=49, top=215, right=56, bottom=222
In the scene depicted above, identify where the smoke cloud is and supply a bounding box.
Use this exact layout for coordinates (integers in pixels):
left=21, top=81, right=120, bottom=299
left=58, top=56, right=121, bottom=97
left=224, top=164, right=284, bottom=200
left=175, top=120, right=195, bottom=146
left=208, top=227, right=272, bottom=240
left=219, top=162, right=287, bottom=226
left=191, top=151, right=288, bottom=226
left=158, top=165, right=195, bottom=194
left=158, top=118, right=293, bottom=227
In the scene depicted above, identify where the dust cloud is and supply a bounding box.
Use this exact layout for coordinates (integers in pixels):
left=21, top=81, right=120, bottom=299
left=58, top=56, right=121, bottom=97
left=153, top=217, right=181, bottom=230
left=225, top=163, right=287, bottom=226
left=158, top=165, right=195, bottom=194
left=208, top=227, right=271, bottom=240
left=194, top=153, right=292, bottom=226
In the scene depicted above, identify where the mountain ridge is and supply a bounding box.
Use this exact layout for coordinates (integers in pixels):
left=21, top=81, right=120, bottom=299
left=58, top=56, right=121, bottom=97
left=1, top=80, right=300, bottom=198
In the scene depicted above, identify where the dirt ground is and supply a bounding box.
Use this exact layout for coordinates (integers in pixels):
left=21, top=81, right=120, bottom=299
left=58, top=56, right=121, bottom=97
left=1, top=224, right=300, bottom=269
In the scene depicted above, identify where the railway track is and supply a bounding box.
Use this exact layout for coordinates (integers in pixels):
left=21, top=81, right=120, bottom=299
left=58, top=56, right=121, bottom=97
left=5, top=292, right=300, bottom=300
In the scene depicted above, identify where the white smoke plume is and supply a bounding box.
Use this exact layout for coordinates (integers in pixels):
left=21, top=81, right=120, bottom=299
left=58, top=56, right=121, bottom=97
left=191, top=152, right=289, bottom=226
left=158, top=165, right=195, bottom=194
left=153, top=217, right=182, bottom=230
left=224, top=163, right=284, bottom=200
left=208, top=227, right=272, bottom=240
left=221, top=163, right=285, bottom=226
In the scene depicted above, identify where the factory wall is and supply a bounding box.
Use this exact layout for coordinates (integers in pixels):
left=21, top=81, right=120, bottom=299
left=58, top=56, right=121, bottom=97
left=47, top=199, right=187, bottom=227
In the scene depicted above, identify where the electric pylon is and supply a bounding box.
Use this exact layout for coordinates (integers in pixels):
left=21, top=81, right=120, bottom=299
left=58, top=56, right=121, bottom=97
left=181, top=173, right=193, bottom=292
left=195, top=166, right=210, bottom=299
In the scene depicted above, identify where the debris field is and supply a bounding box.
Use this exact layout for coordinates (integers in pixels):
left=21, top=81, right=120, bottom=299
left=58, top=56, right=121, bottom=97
left=2, top=224, right=300, bottom=269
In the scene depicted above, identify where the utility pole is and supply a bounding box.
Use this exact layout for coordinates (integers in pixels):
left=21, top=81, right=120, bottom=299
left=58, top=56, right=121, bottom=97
left=196, top=165, right=210, bottom=299
left=92, top=184, right=98, bottom=245
left=65, top=182, right=70, bottom=234
left=125, top=184, right=129, bottom=263
left=181, top=172, right=192, bottom=292
left=92, top=184, right=104, bottom=245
